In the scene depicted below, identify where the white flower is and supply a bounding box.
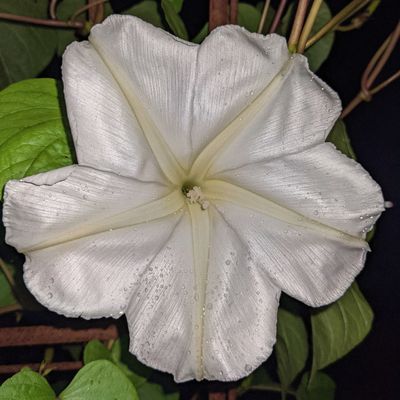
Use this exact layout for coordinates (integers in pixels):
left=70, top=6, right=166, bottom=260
left=2, top=16, right=384, bottom=382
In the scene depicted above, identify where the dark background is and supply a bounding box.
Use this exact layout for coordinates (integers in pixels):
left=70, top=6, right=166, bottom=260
left=1, top=1, right=399, bottom=399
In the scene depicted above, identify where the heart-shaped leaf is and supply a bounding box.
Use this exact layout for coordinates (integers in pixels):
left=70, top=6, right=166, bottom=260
left=311, top=282, right=373, bottom=375
left=0, top=368, right=56, bottom=400
left=0, top=79, right=74, bottom=199
left=276, top=308, right=308, bottom=389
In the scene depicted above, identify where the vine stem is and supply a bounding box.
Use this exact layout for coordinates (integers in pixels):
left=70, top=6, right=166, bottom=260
left=71, top=0, right=107, bottom=22
left=306, top=0, right=370, bottom=49
left=341, top=21, right=400, bottom=118
left=269, top=0, right=287, bottom=33
left=0, top=12, right=83, bottom=28
left=49, top=0, right=58, bottom=20
left=288, top=0, right=309, bottom=53
left=297, top=0, right=323, bottom=53
left=257, top=0, right=271, bottom=34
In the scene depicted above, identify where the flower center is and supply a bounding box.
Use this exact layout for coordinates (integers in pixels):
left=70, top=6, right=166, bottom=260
left=182, top=183, right=209, bottom=210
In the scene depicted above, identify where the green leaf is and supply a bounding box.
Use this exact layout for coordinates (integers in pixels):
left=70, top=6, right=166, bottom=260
left=83, top=339, right=147, bottom=388
left=192, top=23, right=208, bottom=44
left=311, top=282, right=373, bottom=376
left=237, top=3, right=261, bottom=33
left=0, top=367, right=56, bottom=400
left=0, top=1, right=57, bottom=89
left=304, top=1, right=334, bottom=72
left=161, top=0, right=188, bottom=40
left=60, top=360, right=139, bottom=400
left=296, top=372, right=335, bottom=400
left=276, top=309, right=308, bottom=389
left=83, top=340, right=113, bottom=364
left=326, top=119, right=357, bottom=160
left=120, top=336, right=153, bottom=381
left=0, top=261, right=17, bottom=307
left=239, top=365, right=275, bottom=395
left=0, top=78, right=74, bottom=200
left=123, top=1, right=164, bottom=28
left=163, top=0, right=184, bottom=13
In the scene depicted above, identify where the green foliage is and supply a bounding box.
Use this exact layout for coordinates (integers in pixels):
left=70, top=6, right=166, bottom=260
left=0, top=1, right=57, bottom=89
left=161, top=0, right=188, bottom=40
left=237, top=3, right=261, bottom=33
left=123, top=1, right=164, bottom=28
left=276, top=309, right=308, bottom=389
left=83, top=339, right=179, bottom=399
left=297, top=372, right=335, bottom=400
left=239, top=365, right=275, bottom=394
left=192, top=23, right=208, bottom=43
left=304, top=1, right=334, bottom=72
left=311, top=283, right=373, bottom=376
left=59, top=360, right=139, bottom=400
left=0, top=261, right=17, bottom=308
left=327, top=119, right=357, bottom=160
left=0, top=78, right=74, bottom=199
left=83, top=340, right=115, bottom=364
left=0, top=368, right=56, bottom=400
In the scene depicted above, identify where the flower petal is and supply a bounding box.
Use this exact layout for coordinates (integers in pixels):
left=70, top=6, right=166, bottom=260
left=63, top=38, right=165, bottom=182
left=190, top=27, right=289, bottom=162
left=211, top=200, right=369, bottom=307
left=125, top=212, right=198, bottom=382
left=125, top=207, right=281, bottom=383
left=22, top=213, right=184, bottom=319
left=211, top=143, right=384, bottom=237
left=206, top=54, right=341, bottom=176
left=86, top=15, right=198, bottom=173
left=3, top=165, right=178, bottom=253
left=202, top=206, right=280, bottom=381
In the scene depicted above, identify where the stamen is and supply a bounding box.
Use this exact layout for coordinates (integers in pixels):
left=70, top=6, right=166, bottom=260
left=184, top=186, right=209, bottom=210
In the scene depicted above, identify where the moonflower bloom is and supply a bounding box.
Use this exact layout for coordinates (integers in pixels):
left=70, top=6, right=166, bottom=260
left=3, top=15, right=384, bottom=382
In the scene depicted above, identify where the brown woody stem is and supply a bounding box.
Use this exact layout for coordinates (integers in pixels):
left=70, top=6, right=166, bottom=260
left=209, top=0, right=229, bottom=31
left=0, top=325, right=118, bottom=347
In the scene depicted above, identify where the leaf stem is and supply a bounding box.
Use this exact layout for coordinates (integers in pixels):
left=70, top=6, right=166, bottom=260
left=269, top=0, right=287, bottom=33
left=306, top=0, right=370, bottom=49
left=288, top=0, right=309, bottom=53
left=366, top=21, right=400, bottom=87
left=0, top=12, right=84, bottom=28
left=257, top=0, right=271, bottom=33
left=297, top=0, right=323, bottom=53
